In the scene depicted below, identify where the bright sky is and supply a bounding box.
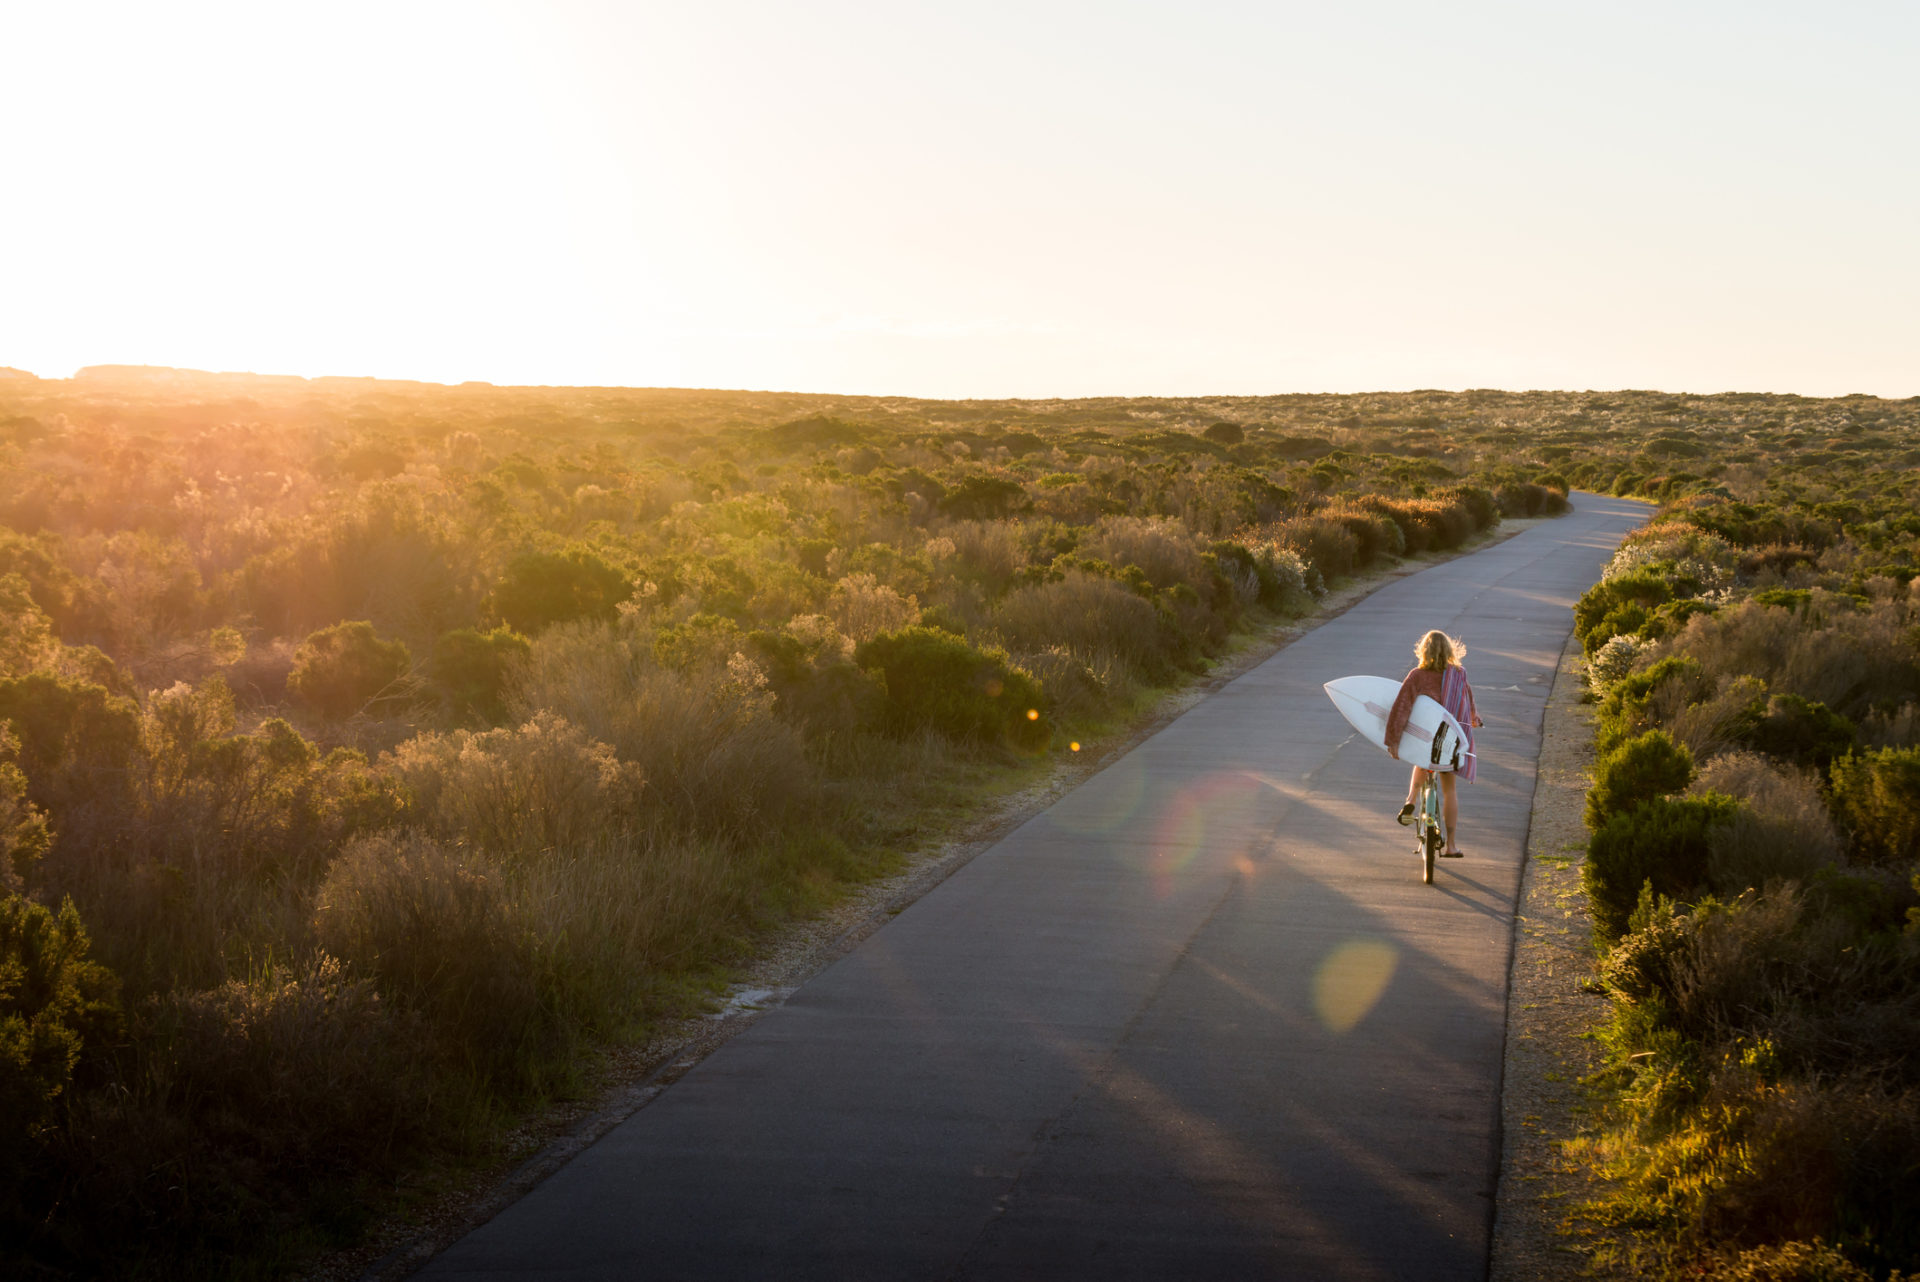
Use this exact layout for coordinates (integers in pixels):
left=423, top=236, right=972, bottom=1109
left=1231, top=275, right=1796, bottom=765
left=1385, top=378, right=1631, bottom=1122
left=5, top=1, right=1916, bottom=398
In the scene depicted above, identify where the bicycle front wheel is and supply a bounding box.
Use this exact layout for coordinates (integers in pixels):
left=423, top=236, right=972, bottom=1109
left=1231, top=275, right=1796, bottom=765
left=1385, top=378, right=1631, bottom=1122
left=1422, top=824, right=1438, bottom=884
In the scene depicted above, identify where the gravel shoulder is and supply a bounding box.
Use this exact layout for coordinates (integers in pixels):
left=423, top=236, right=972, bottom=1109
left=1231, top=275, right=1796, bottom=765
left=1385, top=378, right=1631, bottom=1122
left=1489, top=627, right=1630, bottom=1281
left=305, top=520, right=1548, bottom=1282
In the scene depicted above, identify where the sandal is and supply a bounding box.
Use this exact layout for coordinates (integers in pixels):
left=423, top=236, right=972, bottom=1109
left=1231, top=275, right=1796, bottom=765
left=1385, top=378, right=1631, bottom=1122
left=1442, top=848, right=1465, bottom=858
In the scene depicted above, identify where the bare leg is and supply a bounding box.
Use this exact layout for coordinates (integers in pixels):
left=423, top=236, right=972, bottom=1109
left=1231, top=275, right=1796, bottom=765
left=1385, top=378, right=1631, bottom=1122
left=1440, top=771, right=1460, bottom=852
left=1405, top=766, right=1428, bottom=805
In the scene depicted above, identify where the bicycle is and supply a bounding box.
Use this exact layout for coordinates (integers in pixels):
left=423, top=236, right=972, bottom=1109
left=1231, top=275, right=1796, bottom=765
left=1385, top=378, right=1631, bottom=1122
left=1402, top=715, right=1467, bottom=885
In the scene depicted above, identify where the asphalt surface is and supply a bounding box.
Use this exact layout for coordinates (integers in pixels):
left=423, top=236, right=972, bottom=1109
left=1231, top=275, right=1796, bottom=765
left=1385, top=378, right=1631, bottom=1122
left=418, top=494, right=1650, bottom=1282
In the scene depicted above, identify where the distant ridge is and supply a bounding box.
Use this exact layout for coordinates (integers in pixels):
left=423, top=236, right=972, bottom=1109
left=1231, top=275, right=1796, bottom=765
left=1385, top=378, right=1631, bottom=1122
left=74, top=364, right=313, bottom=388
left=0, top=366, right=39, bottom=381
left=63, top=366, right=518, bottom=392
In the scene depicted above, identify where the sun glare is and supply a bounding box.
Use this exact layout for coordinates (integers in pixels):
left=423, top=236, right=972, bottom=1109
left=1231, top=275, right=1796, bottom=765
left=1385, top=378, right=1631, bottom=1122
left=5, top=1, right=1916, bottom=395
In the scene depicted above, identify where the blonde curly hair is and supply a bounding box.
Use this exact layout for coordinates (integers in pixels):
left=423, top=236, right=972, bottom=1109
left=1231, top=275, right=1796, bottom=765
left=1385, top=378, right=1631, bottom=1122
left=1416, top=630, right=1466, bottom=671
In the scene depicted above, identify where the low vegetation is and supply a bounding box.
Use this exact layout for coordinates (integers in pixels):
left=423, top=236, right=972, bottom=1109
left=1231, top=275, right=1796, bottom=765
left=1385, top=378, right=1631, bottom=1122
left=0, top=369, right=1569, bottom=1276
left=1567, top=418, right=1920, bottom=1279
left=2, top=368, right=1914, bottom=1275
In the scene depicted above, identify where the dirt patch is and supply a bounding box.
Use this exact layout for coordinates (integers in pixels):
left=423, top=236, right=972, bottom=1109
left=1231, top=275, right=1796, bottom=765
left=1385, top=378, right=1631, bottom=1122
left=307, top=520, right=1548, bottom=1282
left=1489, top=628, right=1631, bottom=1280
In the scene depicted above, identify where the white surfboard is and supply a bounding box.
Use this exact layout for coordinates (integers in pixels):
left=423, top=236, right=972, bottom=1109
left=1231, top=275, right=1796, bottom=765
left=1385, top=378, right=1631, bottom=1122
left=1323, top=675, right=1472, bottom=772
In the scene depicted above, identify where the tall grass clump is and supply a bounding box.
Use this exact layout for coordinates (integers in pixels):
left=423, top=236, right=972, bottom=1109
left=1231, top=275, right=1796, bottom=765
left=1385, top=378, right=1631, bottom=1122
left=386, top=711, right=640, bottom=859
left=513, top=620, right=813, bottom=844
left=313, top=832, right=547, bottom=1079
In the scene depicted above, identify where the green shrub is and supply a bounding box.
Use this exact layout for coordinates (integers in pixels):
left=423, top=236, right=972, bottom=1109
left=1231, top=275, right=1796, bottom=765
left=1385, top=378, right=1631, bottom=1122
left=1744, top=694, right=1856, bottom=770
left=1588, top=729, right=1695, bottom=831
left=1269, top=514, right=1358, bottom=582
left=1586, top=794, right=1740, bottom=943
left=1587, top=633, right=1643, bottom=691
left=749, top=626, right=884, bottom=737
left=856, top=626, right=1049, bottom=749
left=1576, top=570, right=1677, bottom=657
left=287, top=621, right=411, bottom=720
left=0, top=732, right=50, bottom=896
left=1438, top=484, right=1500, bottom=529
left=1828, top=747, right=1920, bottom=864
left=431, top=625, right=531, bottom=723
left=1495, top=482, right=1558, bottom=517
left=1597, top=887, right=1696, bottom=1009
left=0, top=674, right=140, bottom=814
left=0, top=894, right=119, bottom=1150
left=937, top=475, right=1029, bottom=521
left=1326, top=504, right=1404, bottom=561
left=1637, top=596, right=1719, bottom=642
left=1597, top=655, right=1715, bottom=752
left=489, top=545, right=631, bottom=635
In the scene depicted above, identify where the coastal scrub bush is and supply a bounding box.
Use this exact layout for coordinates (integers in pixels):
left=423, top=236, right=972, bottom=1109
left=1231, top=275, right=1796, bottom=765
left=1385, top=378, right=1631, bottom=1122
left=0, top=733, right=50, bottom=895
left=1575, top=570, right=1677, bottom=658
left=0, top=674, right=140, bottom=814
left=489, top=545, right=631, bottom=635
left=1744, top=694, right=1856, bottom=770
left=1268, top=514, right=1358, bottom=582
left=1324, top=503, right=1404, bottom=560
left=1080, top=515, right=1206, bottom=590
left=942, top=520, right=1024, bottom=592
left=431, top=625, right=531, bottom=723
left=1587, top=730, right=1694, bottom=831
left=112, top=953, right=436, bottom=1257
left=1586, top=794, right=1740, bottom=942
left=1587, top=633, right=1643, bottom=691
left=287, top=621, right=411, bottom=719
left=1827, top=747, right=1920, bottom=864
left=1597, top=656, right=1716, bottom=752
left=1438, top=484, right=1501, bottom=530
left=0, top=894, right=118, bottom=1153
left=937, top=475, right=1029, bottom=521
left=514, top=623, right=811, bottom=843
left=855, top=626, right=1048, bottom=749
left=1692, top=753, right=1842, bottom=893
left=992, top=571, right=1172, bottom=687
left=828, top=573, right=920, bottom=643
left=1010, top=647, right=1112, bottom=723
left=385, top=712, right=639, bottom=859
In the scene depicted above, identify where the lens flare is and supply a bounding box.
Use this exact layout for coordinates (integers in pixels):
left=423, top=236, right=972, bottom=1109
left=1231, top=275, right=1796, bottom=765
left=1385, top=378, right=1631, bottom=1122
left=1144, top=771, right=1267, bottom=894
left=1312, top=938, right=1399, bottom=1034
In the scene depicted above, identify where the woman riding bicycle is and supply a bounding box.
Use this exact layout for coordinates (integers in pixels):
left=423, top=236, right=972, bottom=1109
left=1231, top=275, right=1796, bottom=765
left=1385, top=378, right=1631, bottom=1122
left=1385, top=630, right=1482, bottom=858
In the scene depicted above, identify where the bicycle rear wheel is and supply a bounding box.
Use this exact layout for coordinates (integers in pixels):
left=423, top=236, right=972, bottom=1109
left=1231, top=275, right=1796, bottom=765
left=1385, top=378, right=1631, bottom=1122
left=1416, top=781, right=1439, bottom=884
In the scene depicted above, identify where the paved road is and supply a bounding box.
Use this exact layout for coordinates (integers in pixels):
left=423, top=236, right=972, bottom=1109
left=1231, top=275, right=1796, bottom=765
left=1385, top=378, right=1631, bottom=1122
left=420, top=494, right=1650, bottom=1281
